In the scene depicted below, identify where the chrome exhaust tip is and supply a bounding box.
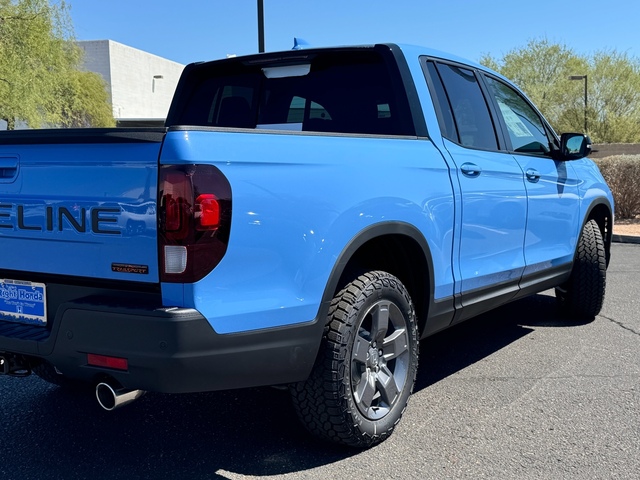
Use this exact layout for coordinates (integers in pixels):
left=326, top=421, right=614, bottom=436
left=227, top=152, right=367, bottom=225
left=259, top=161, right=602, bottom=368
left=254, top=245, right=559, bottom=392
left=96, top=382, right=146, bottom=411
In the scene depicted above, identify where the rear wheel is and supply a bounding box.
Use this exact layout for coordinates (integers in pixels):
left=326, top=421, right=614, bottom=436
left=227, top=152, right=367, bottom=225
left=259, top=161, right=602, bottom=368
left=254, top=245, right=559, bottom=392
left=556, top=219, right=607, bottom=319
left=290, top=271, right=419, bottom=448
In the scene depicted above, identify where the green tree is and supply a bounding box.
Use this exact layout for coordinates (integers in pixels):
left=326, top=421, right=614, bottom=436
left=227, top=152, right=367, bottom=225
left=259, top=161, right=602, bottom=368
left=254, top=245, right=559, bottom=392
left=0, top=0, right=114, bottom=129
left=56, top=69, right=115, bottom=128
left=588, top=50, right=640, bottom=143
left=481, top=39, right=587, bottom=128
left=481, top=39, right=640, bottom=143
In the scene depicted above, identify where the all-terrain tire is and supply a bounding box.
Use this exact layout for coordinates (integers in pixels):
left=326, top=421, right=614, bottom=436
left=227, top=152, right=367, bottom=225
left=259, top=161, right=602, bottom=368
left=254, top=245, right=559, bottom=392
left=556, top=219, right=607, bottom=320
left=290, top=271, right=419, bottom=448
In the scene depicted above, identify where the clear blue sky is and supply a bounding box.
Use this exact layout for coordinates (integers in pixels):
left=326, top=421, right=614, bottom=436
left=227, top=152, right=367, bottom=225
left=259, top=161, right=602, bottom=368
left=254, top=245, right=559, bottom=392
left=69, top=0, right=639, bottom=66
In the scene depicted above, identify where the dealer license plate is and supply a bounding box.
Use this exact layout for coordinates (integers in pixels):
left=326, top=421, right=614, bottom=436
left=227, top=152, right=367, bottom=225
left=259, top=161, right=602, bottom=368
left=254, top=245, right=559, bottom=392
left=0, top=279, right=47, bottom=326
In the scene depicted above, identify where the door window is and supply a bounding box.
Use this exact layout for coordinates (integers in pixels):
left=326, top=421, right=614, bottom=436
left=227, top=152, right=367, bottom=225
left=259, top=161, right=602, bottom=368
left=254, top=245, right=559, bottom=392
left=434, top=63, right=498, bottom=151
left=484, top=77, right=551, bottom=155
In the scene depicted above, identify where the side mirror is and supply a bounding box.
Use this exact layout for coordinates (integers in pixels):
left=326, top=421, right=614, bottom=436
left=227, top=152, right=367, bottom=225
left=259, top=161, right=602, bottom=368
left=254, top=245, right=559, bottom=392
left=557, top=133, right=592, bottom=160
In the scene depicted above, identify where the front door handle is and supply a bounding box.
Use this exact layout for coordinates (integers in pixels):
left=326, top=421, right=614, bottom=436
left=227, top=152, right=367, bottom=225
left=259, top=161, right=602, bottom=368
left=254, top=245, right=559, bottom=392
left=526, top=168, right=540, bottom=183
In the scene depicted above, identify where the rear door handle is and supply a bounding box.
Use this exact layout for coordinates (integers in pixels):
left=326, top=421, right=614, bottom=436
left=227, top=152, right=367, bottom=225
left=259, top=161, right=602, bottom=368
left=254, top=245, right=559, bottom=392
left=461, top=163, right=482, bottom=178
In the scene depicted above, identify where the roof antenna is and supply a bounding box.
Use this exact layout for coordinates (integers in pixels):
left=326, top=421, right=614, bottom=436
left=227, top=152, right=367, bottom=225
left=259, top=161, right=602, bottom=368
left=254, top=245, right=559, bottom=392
left=292, top=38, right=310, bottom=50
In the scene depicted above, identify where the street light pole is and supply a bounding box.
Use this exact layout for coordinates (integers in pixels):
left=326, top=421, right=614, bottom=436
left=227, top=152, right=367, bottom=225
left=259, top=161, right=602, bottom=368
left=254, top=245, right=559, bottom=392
left=257, top=0, right=265, bottom=53
left=569, top=75, right=588, bottom=134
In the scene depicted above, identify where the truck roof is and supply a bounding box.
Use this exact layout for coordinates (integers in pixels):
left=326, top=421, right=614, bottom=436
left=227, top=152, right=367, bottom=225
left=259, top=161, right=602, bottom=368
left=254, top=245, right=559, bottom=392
left=189, top=42, right=494, bottom=77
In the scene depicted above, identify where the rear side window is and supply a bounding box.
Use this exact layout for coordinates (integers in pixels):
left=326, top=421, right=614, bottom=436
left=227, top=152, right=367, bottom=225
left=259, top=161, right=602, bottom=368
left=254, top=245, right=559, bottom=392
left=424, top=61, right=458, bottom=142
left=172, top=49, right=415, bottom=136
left=433, top=63, right=498, bottom=151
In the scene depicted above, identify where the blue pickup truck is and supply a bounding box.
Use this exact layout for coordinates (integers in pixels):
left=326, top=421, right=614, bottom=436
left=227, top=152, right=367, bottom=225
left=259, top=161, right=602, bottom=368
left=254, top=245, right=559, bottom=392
left=0, top=43, right=613, bottom=447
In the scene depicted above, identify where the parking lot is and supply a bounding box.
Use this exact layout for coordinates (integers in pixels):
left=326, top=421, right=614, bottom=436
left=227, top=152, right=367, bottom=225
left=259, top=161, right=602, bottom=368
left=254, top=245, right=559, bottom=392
left=1, top=243, right=638, bottom=480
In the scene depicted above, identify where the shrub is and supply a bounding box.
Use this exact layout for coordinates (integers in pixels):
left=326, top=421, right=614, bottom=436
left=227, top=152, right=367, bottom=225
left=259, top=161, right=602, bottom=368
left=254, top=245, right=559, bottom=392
left=594, top=155, right=640, bottom=219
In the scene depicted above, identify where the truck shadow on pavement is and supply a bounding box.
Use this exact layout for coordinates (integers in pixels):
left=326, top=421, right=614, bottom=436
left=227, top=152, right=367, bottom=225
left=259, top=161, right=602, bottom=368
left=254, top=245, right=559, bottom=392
left=0, top=293, right=589, bottom=480
left=415, top=291, right=591, bottom=392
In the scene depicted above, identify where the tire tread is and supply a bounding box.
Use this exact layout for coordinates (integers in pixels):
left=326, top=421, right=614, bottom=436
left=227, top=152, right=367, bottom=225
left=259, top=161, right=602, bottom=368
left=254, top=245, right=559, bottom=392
left=557, top=219, right=607, bottom=319
left=290, top=271, right=418, bottom=448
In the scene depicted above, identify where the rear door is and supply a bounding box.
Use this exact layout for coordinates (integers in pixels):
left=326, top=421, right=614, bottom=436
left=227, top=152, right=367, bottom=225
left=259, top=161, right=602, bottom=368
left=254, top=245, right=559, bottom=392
left=423, top=59, right=527, bottom=315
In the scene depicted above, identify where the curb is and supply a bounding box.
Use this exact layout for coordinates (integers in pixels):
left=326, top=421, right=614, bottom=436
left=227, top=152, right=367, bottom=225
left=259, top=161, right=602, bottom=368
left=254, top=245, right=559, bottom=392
left=612, top=234, right=640, bottom=244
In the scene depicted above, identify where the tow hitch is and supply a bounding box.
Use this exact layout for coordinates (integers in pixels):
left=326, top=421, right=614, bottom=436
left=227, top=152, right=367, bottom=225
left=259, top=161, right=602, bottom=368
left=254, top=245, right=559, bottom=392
left=0, top=353, right=32, bottom=377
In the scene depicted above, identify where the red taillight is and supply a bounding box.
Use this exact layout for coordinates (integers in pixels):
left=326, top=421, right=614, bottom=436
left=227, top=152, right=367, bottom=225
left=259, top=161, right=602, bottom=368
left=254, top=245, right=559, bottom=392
left=87, top=353, right=129, bottom=371
left=196, top=194, right=220, bottom=229
left=158, top=164, right=231, bottom=283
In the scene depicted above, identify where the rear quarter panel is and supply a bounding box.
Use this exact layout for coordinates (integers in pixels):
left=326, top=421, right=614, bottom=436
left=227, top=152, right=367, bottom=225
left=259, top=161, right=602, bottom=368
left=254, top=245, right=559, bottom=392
left=160, top=129, right=456, bottom=334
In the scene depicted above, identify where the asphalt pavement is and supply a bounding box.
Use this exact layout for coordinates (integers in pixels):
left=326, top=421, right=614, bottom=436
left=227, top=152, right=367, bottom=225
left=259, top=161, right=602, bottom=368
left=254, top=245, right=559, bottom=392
left=1, top=243, right=638, bottom=480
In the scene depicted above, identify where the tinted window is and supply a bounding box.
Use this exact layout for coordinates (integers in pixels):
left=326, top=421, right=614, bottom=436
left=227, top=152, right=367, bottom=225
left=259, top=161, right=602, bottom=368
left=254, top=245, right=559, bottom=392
left=436, top=63, right=498, bottom=150
left=284, top=97, right=331, bottom=125
left=174, top=50, right=414, bottom=136
left=425, top=61, right=458, bottom=142
left=485, top=77, right=551, bottom=155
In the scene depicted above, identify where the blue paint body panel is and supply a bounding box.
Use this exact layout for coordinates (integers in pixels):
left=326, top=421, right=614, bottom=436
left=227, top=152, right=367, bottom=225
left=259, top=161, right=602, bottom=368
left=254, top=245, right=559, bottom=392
left=442, top=139, right=527, bottom=296
left=0, top=141, right=161, bottom=282
left=159, top=129, right=456, bottom=333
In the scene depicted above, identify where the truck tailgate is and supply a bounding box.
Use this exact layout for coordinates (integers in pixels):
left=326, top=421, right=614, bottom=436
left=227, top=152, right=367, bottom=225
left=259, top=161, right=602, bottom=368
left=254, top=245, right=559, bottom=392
left=0, top=129, right=164, bottom=283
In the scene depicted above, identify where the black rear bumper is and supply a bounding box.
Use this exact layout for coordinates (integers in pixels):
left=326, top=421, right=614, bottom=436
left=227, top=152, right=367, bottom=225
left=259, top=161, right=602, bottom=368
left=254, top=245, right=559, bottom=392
left=0, top=294, right=324, bottom=393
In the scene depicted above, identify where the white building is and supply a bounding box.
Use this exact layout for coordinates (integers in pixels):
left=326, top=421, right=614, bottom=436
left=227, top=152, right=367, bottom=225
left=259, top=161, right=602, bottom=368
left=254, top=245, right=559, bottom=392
left=78, top=40, right=185, bottom=125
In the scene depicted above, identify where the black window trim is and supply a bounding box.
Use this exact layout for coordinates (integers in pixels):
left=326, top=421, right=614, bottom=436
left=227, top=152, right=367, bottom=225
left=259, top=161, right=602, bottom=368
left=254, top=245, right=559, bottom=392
left=421, top=58, right=459, bottom=144
left=383, top=44, right=429, bottom=139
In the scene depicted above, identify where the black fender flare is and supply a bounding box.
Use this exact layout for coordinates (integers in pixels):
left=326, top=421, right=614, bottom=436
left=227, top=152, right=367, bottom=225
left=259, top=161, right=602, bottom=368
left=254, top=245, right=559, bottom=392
left=582, top=197, right=614, bottom=265
left=315, top=221, right=443, bottom=335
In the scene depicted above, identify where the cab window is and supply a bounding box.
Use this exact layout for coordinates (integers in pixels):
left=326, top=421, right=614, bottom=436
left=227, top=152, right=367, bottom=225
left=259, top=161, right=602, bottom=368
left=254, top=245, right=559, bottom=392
left=484, top=77, right=551, bottom=155
left=174, top=49, right=415, bottom=136
left=434, top=63, right=498, bottom=151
